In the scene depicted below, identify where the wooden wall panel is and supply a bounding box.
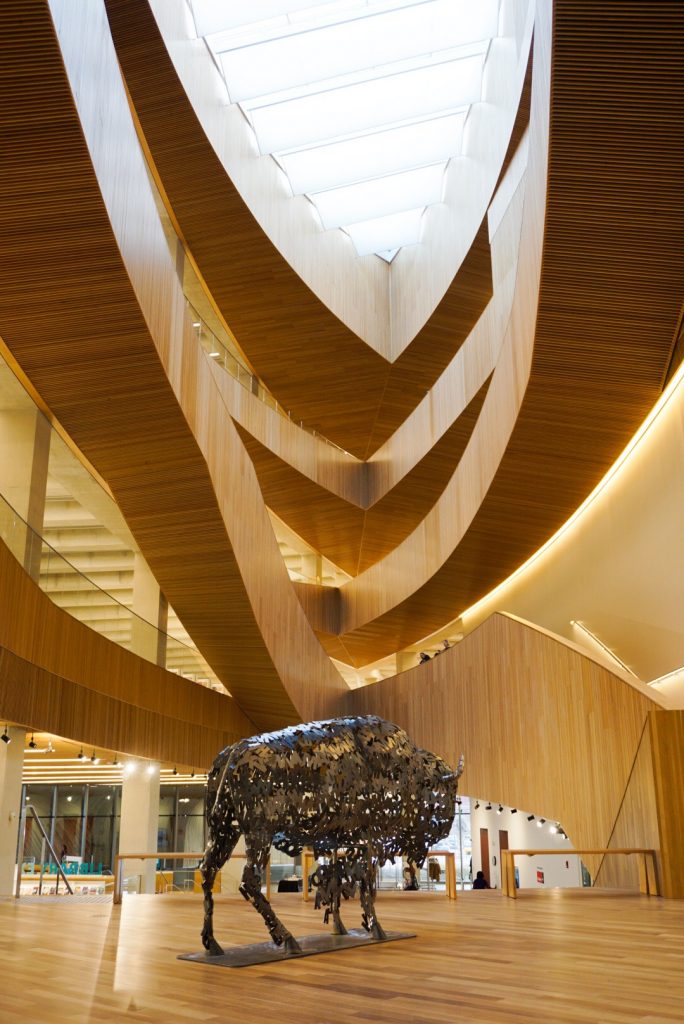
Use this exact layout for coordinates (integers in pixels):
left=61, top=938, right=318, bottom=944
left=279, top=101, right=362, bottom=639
left=0, top=540, right=252, bottom=766
left=593, top=723, right=660, bottom=890
left=336, top=613, right=661, bottom=870
left=649, top=710, right=684, bottom=898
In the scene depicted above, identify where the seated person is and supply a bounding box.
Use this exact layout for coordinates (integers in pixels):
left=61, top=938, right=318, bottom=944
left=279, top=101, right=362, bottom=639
left=472, top=870, right=490, bottom=890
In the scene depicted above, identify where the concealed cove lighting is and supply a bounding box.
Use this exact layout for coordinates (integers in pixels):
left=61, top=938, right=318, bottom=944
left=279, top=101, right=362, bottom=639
left=208, top=352, right=221, bottom=358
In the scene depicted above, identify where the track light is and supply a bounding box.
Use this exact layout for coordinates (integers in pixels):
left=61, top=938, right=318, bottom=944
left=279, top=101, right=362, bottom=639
left=190, top=770, right=195, bottom=778
left=172, top=766, right=178, bottom=776
left=485, top=802, right=492, bottom=811
left=527, top=815, right=535, bottom=821
left=537, top=818, right=545, bottom=828
left=456, top=797, right=462, bottom=806
left=77, top=748, right=85, bottom=761
left=112, top=753, right=120, bottom=766
left=1, top=725, right=10, bottom=744
left=90, top=750, right=99, bottom=764
left=474, top=800, right=480, bottom=810
left=497, top=804, right=503, bottom=815
left=511, top=808, right=518, bottom=814
left=28, top=734, right=37, bottom=749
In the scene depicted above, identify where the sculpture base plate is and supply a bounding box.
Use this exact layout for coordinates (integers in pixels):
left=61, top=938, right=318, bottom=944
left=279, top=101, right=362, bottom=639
left=178, top=929, right=415, bottom=968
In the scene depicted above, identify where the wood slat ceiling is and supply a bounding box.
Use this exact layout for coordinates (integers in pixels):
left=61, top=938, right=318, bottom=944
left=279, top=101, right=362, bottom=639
left=0, top=0, right=309, bottom=727
left=237, top=375, right=492, bottom=576
left=307, top=0, right=684, bottom=665
left=104, top=0, right=493, bottom=460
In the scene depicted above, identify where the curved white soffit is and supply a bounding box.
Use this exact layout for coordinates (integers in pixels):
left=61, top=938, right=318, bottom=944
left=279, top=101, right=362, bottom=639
left=152, top=0, right=533, bottom=357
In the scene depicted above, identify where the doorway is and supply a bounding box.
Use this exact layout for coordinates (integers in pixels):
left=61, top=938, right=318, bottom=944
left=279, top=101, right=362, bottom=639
left=479, top=827, right=490, bottom=885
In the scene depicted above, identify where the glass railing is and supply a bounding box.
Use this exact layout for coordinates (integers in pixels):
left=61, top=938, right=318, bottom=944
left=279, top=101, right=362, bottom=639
left=188, top=300, right=352, bottom=456
left=0, top=492, right=220, bottom=689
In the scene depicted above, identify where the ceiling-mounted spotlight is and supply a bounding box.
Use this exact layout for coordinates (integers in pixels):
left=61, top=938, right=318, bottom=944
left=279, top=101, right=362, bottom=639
left=455, top=797, right=462, bottom=806
left=190, top=770, right=195, bottom=779
left=527, top=814, right=535, bottom=821
left=112, top=753, right=120, bottom=766
left=485, top=802, right=492, bottom=811
left=1, top=725, right=10, bottom=744
left=28, top=734, right=37, bottom=749
left=537, top=818, right=545, bottom=828
left=172, top=766, right=178, bottom=776
left=497, top=804, right=503, bottom=815
left=77, top=748, right=85, bottom=761
left=90, top=750, right=99, bottom=764
left=474, top=800, right=480, bottom=810
left=511, top=808, right=518, bottom=814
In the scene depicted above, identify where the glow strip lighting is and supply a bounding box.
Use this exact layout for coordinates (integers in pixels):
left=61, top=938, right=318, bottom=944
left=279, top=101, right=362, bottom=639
left=569, top=620, right=638, bottom=679
left=463, top=357, right=684, bottom=624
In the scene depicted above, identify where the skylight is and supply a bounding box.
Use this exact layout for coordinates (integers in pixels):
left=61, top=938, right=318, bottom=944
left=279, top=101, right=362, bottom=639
left=189, top=0, right=500, bottom=260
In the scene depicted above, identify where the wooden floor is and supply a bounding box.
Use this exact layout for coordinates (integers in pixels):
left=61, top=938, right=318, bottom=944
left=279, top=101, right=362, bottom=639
left=1, top=889, right=682, bottom=1023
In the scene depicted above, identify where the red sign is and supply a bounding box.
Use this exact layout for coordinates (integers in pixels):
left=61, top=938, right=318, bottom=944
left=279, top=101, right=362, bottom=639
left=536, top=869, right=544, bottom=884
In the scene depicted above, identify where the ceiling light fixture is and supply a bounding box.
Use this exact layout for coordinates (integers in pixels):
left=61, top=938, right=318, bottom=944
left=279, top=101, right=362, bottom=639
left=511, top=808, right=518, bottom=814
left=497, top=804, right=503, bottom=815
left=90, top=750, right=99, bottom=764
left=474, top=800, right=480, bottom=809
left=172, top=766, right=178, bottom=776
left=28, top=734, right=37, bottom=749
left=527, top=815, right=535, bottom=822
left=485, top=802, right=492, bottom=811
left=537, top=818, right=545, bottom=828
left=77, top=748, right=85, bottom=761
left=1, top=725, right=10, bottom=744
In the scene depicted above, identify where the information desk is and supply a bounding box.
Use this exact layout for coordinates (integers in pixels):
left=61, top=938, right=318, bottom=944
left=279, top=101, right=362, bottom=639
left=500, top=847, right=659, bottom=898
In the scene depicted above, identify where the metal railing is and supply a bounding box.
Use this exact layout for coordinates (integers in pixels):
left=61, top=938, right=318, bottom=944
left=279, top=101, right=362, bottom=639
left=15, top=805, right=74, bottom=897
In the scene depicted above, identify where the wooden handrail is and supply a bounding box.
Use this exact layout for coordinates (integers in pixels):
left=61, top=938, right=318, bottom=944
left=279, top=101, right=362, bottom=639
left=500, top=848, right=659, bottom=899
left=113, top=852, right=270, bottom=904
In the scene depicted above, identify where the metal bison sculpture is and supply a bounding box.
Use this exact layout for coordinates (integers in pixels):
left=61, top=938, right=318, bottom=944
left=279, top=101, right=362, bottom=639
left=200, top=715, right=463, bottom=955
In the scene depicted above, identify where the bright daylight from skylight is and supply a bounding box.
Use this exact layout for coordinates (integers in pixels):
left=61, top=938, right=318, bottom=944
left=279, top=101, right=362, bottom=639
left=189, top=0, right=500, bottom=261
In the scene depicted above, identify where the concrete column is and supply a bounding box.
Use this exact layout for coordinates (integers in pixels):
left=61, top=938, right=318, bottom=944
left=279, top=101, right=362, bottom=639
left=118, top=763, right=160, bottom=894
left=0, top=727, right=25, bottom=896
left=130, top=553, right=166, bottom=666
left=0, top=407, right=50, bottom=575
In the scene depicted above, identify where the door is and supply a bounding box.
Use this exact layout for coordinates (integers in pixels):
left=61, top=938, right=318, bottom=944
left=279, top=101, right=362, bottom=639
left=480, top=827, right=490, bottom=885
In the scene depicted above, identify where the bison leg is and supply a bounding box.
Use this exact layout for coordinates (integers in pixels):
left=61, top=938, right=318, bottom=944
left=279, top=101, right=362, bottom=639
left=200, top=828, right=240, bottom=956
left=240, top=842, right=302, bottom=954
left=359, top=849, right=387, bottom=941
left=330, top=854, right=348, bottom=936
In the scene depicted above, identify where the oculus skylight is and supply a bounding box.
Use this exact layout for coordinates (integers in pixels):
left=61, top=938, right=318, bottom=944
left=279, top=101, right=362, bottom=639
left=189, top=0, right=500, bottom=261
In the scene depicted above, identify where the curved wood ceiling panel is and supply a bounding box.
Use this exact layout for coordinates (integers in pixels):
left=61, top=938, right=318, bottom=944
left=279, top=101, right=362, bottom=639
left=237, top=375, right=491, bottom=576
left=0, top=0, right=347, bottom=727
left=307, top=0, right=684, bottom=665
left=104, top=0, right=494, bottom=460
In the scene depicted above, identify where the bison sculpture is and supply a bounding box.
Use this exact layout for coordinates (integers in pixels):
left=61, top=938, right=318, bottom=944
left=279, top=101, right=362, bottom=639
left=200, top=715, right=463, bottom=955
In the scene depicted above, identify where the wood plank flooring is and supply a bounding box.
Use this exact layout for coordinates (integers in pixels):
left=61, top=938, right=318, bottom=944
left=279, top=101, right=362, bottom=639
left=0, top=889, right=682, bottom=1023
